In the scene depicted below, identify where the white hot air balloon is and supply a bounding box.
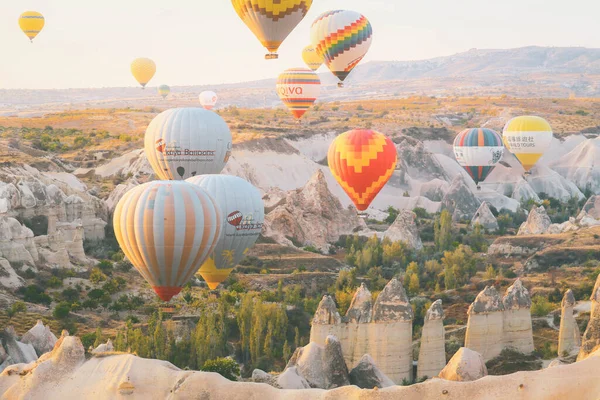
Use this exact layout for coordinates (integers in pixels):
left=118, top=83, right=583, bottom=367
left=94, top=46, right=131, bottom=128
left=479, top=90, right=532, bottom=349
left=199, top=91, right=218, bottom=110
left=144, top=108, right=233, bottom=180
left=186, top=175, right=264, bottom=289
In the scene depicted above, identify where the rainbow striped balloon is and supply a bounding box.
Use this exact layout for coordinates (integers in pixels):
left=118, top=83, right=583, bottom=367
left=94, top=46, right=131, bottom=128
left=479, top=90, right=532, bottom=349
left=276, top=68, right=320, bottom=119
left=310, top=10, right=373, bottom=86
left=453, top=128, right=504, bottom=186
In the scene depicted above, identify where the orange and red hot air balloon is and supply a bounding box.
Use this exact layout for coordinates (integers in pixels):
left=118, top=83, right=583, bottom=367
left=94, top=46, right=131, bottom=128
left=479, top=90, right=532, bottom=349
left=328, top=129, right=397, bottom=211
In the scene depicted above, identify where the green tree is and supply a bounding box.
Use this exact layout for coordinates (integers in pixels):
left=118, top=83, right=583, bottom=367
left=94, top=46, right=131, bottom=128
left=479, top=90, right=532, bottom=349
left=93, top=327, right=103, bottom=349
left=201, top=357, right=240, bottom=381
left=434, top=210, right=453, bottom=251
left=90, top=267, right=107, bottom=284
left=283, top=340, right=292, bottom=362
left=408, top=273, right=420, bottom=295
left=6, top=301, right=27, bottom=319
left=53, top=302, right=71, bottom=319
left=484, top=265, right=497, bottom=280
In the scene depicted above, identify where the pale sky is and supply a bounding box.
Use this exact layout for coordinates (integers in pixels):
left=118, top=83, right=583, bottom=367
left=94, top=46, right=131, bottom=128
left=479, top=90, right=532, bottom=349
left=1, top=0, right=597, bottom=89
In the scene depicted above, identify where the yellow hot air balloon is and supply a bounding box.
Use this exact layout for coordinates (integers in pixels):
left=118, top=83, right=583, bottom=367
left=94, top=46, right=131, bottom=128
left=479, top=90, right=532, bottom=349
left=113, top=181, right=222, bottom=301
left=232, top=0, right=313, bottom=59
left=502, top=116, right=553, bottom=173
left=158, top=85, right=170, bottom=99
left=302, top=45, right=323, bottom=71
left=19, top=11, right=45, bottom=43
left=131, top=58, right=156, bottom=89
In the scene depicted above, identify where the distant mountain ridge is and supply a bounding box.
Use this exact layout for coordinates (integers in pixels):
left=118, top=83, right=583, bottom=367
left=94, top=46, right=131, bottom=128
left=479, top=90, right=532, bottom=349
left=1, top=46, right=599, bottom=112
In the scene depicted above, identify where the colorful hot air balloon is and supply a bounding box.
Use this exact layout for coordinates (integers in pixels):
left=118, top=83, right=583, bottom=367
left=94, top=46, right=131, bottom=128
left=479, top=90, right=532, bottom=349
left=503, top=116, right=553, bottom=173
left=311, top=10, right=373, bottom=87
left=113, top=181, right=222, bottom=301
left=302, top=45, right=323, bottom=71
left=144, top=108, right=233, bottom=180
left=328, top=129, right=397, bottom=211
left=231, top=0, right=313, bottom=59
left=453, top=128, right=504, bottom=189
left=131, top=58, right=156, bottom=89
left=19, top=11, right=45, bottom=43
left=199, top=91, right=218, bottom=110
left=186, top=175, right=264, bottom=289
left=158, top=85, right=170, bottom=99
left=276, top=68, right=320, bottom=120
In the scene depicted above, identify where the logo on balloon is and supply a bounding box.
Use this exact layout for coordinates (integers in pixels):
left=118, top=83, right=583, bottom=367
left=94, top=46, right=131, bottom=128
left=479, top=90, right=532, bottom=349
left=156, top=139, right=166, bottom=153
left=278, top=86, right=304, bottom=96
left=227, top=211, right=243, bottom=226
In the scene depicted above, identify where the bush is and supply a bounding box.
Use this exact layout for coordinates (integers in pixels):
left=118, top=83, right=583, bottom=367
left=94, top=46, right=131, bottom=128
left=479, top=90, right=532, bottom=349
left=531, top=296, right=553, bottom=317
left=97, top=260, right=113, bottom=274
left=6, top=301, right=27, bottom=319
left=201, top=357, right=240, bottom=381
left=53, top=302, right=72, bottom=319
left=19, top=285, right=52, bottom=305
left=486, top=348, right=542, bottom=375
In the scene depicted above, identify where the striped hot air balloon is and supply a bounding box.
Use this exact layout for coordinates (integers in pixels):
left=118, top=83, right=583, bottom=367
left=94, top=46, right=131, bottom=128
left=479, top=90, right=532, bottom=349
left=131, top=58, right=156, bottom=89
left=502, top=116, right=553, bottom=173
left=113, top=181, right=222, bottom=301
left=328, top=129, right=397, bottom=211
left=302, top=45, right=323, bottom=71
left=232, top=0, right=313, bottom=59
left=187, top=175, right=264, bottom=289
left=276, top=68, right=320, bottom=120
left=453, top=128, right=504, bottom=189
left=311, top=10, right=373, bottom=87
left=19, top=11, right=45, bottom=43
left=144, top=108, right=233, bottom=180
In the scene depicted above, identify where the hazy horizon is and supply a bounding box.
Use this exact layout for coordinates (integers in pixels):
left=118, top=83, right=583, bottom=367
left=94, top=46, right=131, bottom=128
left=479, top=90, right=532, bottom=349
left=2, top=0, right=599, bottom=90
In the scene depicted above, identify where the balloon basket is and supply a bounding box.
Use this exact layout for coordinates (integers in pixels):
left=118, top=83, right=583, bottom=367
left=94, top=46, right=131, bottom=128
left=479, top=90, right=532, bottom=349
left=265, top=53, right=279, bottom=60
left=476, top=185, right=481, bottom=190
left=358, top=212, right=368, bottom=219
left=337, top=82, right=344, bottom=88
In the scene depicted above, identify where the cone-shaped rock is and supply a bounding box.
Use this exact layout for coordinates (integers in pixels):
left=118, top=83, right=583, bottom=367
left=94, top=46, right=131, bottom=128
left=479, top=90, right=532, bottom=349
left=502, top=279, right=534, bottom=354
left=465, top=286, right=505, bottom=360
left=313, top=295, right=341, bottom=325
left=372, top=278, right=413, bottom=322
left=417, top=300, right=446, bottom=379
left=349, top=354, right=395, bottom=389
left=438, top=347, right=488, bottom=382
left=559, top=289, right=581, bottom=357
left=471, top=202, right=499, bottom=232
left=346, top=283, right=372, bottom=323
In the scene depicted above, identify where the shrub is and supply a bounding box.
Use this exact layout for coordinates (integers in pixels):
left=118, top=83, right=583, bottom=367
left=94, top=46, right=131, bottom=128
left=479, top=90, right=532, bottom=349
left=19, top=285, right=52, bottom=305
left=53, top=302, right=72, bottom=319
left=201, top=357, right=240, bottom=381
left=531, top=296, right=553, bottom=317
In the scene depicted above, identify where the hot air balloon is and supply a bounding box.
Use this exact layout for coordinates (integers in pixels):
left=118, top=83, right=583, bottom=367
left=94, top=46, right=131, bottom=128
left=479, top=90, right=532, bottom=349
left=158, top=85, right=170, bottom=99
left=231, top=0, right=313, bottom=59
left=186, top=175, right=264, bottom=289
left=145, top=108, right=233, bottom=180
left=311, top=10, right=373, bottom=87
left=199, top=91, right=218, bottom=110
left=276, top=68, right=320, bottom=120
left=113, top=181, right=222, bottom=301
left=502, top=116, right=553, bottom=173
left=302, top=45, right=323, bottom=71
left=328, top=129, right=397, bottom=211
left=19, top=11, right=45, bottom=43
left=453, top=128, right=504, bottom=189
left=131, top=58, right=156, bottom=89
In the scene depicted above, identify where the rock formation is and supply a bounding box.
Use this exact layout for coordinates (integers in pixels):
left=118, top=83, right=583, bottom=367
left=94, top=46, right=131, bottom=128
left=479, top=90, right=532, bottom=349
left=285, top=336, right=349, bottom=389
left=465, top=281, right=534, bottom=361
left=417, top=300, right=446, bottom=379
left=441, top=175, right=481, bottom=221
left=262, top=170, right=366, bottom=251
left=276, top=367, right=310, bottom=389
left=20, top=321, right=57, bottom=357
left=502, top=279, right=534, bottom=354
left=5, top=331, right=600, bottom=399
left=310, top=278, right=413, bottom=383
left=378, top=210, right=423, bottom=250
left=0, top=327, right=38, bottom=372
left=518, top=206, right=552, bottom=235
left=348, top=354, right=394, bottom=389
left=438, top=347, right=488, bottom=382
left=558, top=290, right=581, bottom=357
left=471, top=202, right=499, bottom=232
left=575, top=195, right=600, bottom=227
left=578, top=273, right=600, bottom=361
left=91, top=339, right=114, bottom=354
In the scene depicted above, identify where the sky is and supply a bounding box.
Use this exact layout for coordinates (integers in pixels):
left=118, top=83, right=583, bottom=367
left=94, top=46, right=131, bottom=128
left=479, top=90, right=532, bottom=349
left=1, top=0, right=598, bottom=89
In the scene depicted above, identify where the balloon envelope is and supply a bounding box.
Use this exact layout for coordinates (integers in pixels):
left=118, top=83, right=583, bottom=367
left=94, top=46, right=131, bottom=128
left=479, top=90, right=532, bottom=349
left=186, top=175, right=264, bottom=289
left=328, top=129, right=397, bottom=211
left=199, top=91, right=218, bottom=110
left=158, top=85, right=170, bottom=99
left=113, top=181, right=222, bottom=301
left=231, top=0, right=312, bottom=59
left=19, top=11, right=45, bottom=42
left=311, top=10, right=373, bottom=84
left=302, top=45, right=323, bottom=71
left=131, top=58, right=156, bottom=88
left=276, top=68, right=320, bottom=119
left=453, top=128, right=504, bottom=185
left=145, top=108, right=233, bottom=180
left=502, top=116, right=552, bottom=172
